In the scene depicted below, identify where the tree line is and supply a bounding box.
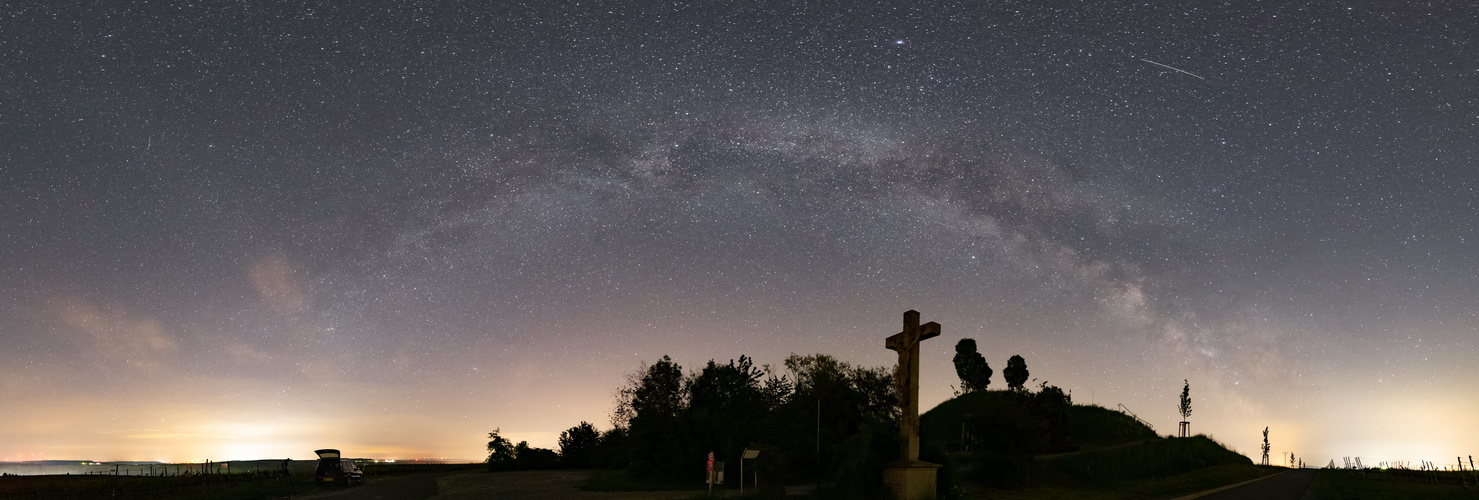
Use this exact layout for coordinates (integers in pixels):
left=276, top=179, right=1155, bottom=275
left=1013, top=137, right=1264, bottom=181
left=487, top=353, right=897, bottom=493
left=487, top=343, right=1054, bottom=495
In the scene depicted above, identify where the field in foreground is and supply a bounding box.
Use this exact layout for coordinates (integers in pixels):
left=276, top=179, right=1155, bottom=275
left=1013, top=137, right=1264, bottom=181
left=0, top=462, right=481, bottom=500
left=5, top=466, right=1478, bottom=499
left=1303, top=468, right=1479, bottom=500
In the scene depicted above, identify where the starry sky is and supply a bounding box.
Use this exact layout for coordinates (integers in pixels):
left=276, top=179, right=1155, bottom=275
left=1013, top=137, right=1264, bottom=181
left=3, top=2, right=1476, bottom=466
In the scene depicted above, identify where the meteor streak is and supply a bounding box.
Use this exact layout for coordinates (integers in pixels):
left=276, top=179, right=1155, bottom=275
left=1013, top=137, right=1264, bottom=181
left=1139, top=58, right=1206, bottom=80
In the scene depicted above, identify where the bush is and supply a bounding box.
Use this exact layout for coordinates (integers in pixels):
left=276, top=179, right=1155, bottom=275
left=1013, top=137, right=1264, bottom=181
left=920, top=441, right=961, bottom=499
left=488, top=437, right=562, bottom=471
left=593, top=427, right=630, bottom=469
left=970, top=452, right=1035, bottom=489
left=514, top=442, right=561, bottom=470
left=831, top=420, right=899, bottom=499
left=741, top=443, right=791, bottom=498
left=1032, top=383, right=1073, bottom=452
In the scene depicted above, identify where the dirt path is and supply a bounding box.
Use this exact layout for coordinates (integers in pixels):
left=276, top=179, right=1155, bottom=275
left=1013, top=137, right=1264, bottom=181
left=1032, top=438, right=1153, bottom=461
left=1171, top=469, right=1316, bottom=500
left=433, top=470, right=708, bottom=500
left=288, top=472, right=447, bottom=500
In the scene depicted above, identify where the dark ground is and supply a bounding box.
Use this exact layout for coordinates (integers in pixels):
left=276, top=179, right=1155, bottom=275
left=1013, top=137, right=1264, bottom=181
left=1175, top=469, right=1316, bottom=500
left=298, top=470, right=753, bottom=499
left=295, top=472, right=444, bottom=500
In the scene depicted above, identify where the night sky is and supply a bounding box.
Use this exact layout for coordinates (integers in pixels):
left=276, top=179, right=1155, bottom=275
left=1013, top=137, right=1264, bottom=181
left=3, top=2, right=1476, bottom=466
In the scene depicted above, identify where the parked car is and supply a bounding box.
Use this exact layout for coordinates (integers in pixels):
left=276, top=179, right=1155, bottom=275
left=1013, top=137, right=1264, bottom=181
left=313, top=449, right=363, bottom=486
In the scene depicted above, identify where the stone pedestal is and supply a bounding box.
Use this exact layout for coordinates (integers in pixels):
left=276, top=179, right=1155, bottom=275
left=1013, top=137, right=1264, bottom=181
left=883, top=460, right=941, bottom=500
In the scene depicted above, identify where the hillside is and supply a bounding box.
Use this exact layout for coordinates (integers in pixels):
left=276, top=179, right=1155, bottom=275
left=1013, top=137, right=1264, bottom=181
left=921, top=389, right=1158, bottom=454
left=920, top=390, right=1269, bottom=496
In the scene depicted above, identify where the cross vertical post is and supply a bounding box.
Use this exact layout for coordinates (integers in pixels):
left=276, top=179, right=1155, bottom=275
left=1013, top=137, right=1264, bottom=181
left=883, top=310, right=943, bottom=500
left=886, top=310, right=940, bottom=462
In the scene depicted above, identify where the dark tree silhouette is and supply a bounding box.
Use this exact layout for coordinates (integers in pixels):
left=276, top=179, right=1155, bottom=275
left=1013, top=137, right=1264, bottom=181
left=616, top=355, right=689, bottom=477
left=1178, top=379, right=1193, bottom=437
left=686, top=355, right=778, bottom=475
left=1003, top=354, right=1029, bottom=391
left=514, top=441, right=561, bottom=470
left=952, top=338, right=992, bottom=393
left=592, top=426, right=629, bottom=469
left=558, top=421, right=601, bottom=468
left=1261, top=427, right=1271, bottom=466
left=1179, top=379, right=1192, bottom=421
left=1033, top=382, right=1074, bottom=451
left=619, top=355, right=686, bottom=424
left=782, top=353, right=897, bottom=493
left=487, top=428, right=516, bottom=470
left=600, top=351, right=895, bottom=490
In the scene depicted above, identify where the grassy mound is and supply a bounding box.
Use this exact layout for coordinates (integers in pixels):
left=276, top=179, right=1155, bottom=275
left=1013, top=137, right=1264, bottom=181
left=922, top=390, right=1044, bottom=454
left=1052, top=435, right=1252, bottom=483
left=920, top=391, right=1156, bottom=454
left=921, top=391, right=1265, bottom=496
left=1065, top=404, right=1160, bottom=447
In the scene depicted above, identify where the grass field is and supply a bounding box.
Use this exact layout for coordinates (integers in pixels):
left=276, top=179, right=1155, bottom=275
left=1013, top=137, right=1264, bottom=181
left=1304, top=468, right=1479, bottom=500
left=0, top=462, right=485, bottom=499
left=0, top=473, right=314, bottom=500
left=579, top=469, right=709, bottom=492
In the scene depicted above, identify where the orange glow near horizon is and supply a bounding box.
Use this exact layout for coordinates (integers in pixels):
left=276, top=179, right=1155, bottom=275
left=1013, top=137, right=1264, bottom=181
left=5, top=339, right=1477, bottom=466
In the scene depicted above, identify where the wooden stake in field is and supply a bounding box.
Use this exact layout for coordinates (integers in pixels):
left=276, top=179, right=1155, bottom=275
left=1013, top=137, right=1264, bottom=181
left=1462, top=457, right=1469, bottom=487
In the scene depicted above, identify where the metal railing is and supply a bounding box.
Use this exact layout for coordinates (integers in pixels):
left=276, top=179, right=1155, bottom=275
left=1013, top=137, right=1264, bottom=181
left=1117, top=403, right=1154, bottom=431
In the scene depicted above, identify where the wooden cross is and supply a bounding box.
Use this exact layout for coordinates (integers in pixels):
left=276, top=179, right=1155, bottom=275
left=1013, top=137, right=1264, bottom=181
left=886, top=310, right=940, bottom=462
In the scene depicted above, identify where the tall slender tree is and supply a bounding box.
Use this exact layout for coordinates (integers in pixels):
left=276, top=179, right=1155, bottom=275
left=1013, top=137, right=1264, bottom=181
left=1178, top=379, right=1192, bottom=436
left=1261, top=427, right=1271, bottom=466
left=1178, top=380, right=1192, bottom=420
